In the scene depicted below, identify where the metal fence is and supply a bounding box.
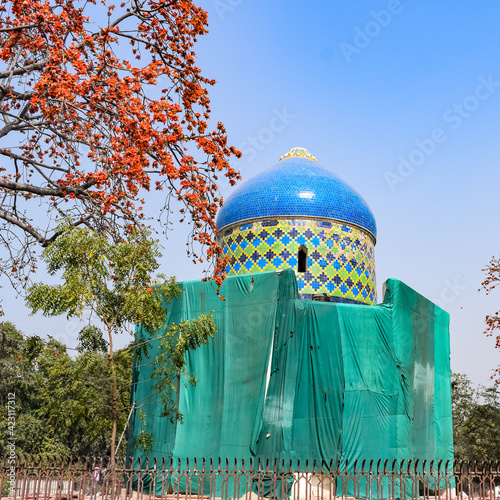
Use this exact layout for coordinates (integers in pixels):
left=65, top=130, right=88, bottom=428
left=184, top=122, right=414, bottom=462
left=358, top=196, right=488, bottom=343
left=2, top=456, right=500, bottom=500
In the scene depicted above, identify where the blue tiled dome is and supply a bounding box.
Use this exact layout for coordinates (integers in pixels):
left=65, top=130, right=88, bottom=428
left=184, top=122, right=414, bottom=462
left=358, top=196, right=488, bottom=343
left=216, top=152, right=377, bottom=239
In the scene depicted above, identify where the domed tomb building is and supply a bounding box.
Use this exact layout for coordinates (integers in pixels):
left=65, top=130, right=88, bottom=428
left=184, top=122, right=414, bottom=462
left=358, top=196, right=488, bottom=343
left=216, top=147, right=377, bottom=305
left=128, top=146, right=454, bottom=478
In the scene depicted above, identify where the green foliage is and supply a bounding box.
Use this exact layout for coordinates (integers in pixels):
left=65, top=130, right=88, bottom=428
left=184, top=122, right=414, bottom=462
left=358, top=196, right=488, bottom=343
left=0, top=322, right=41, bottom=445
left=0, top=321, right=23, bottom=354
left=150, top=315, right=216, bottom=422
left=24, top=224, right=217, bottom=457
left=26, top=224, right=173, bottom=334
left=77, top=325, right=108, bottom=353
left=0, top=323, right=133, bottom=457
left=134, top=409, right=154, bottom=454
left=22, top=335, right=44, bottom=362
left=452, top=373, right=500, bottom=461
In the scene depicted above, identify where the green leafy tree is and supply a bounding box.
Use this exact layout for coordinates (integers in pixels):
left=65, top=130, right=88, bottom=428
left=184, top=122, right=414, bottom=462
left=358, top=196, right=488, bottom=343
left=0, top=322, right=133, bottom=457
left=35, top=342, right=134, bottom=457
left=0, top=322, right=44, bottom=455
left=25, top=225, right=215, bottom=465
left=451, top=373, right=500, bottom=461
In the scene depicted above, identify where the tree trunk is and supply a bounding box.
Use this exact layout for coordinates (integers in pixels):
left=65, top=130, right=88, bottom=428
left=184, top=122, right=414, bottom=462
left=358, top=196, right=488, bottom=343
left=108, top=325, right=118, bottom=500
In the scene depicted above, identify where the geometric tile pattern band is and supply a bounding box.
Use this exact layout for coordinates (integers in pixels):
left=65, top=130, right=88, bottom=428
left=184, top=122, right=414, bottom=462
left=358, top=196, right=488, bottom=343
left=219, top=218, right=376, bottom=305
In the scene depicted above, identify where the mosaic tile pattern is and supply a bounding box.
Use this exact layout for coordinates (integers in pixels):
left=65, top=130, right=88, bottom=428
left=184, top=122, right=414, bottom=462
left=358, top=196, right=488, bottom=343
left=219, top=218, right=376, bottom=305
left=216, top=156, right=377, bottom=239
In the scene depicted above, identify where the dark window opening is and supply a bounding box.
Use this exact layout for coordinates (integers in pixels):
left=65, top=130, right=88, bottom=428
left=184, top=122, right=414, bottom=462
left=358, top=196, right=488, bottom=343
left=298, top=245, right=308, bottom=273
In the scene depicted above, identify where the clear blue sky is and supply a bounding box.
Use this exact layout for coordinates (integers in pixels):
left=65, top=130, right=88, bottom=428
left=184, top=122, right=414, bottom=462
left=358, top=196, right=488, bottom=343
left=194, top=0, right=500, bottom=385
left=3, top=0, right=500, bottom=385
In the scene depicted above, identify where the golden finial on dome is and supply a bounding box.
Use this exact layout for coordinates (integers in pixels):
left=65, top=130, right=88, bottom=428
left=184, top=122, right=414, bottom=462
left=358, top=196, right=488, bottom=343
left=279, top=147, right=317, bottom=162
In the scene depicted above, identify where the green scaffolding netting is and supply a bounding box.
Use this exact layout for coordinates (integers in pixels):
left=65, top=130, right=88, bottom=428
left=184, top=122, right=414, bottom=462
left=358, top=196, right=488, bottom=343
left=127, top=270, right=453, bottom=496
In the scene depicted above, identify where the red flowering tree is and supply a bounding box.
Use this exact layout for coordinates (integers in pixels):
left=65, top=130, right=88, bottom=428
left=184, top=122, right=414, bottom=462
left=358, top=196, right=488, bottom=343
left=0, top=0, right=240, bottom=288
left=481, top=256, right=500, bottom=382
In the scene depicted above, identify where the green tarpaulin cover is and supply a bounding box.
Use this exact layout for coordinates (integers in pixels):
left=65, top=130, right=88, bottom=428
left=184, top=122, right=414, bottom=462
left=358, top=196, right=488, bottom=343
left=127, top=269, right=453, bottom=479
